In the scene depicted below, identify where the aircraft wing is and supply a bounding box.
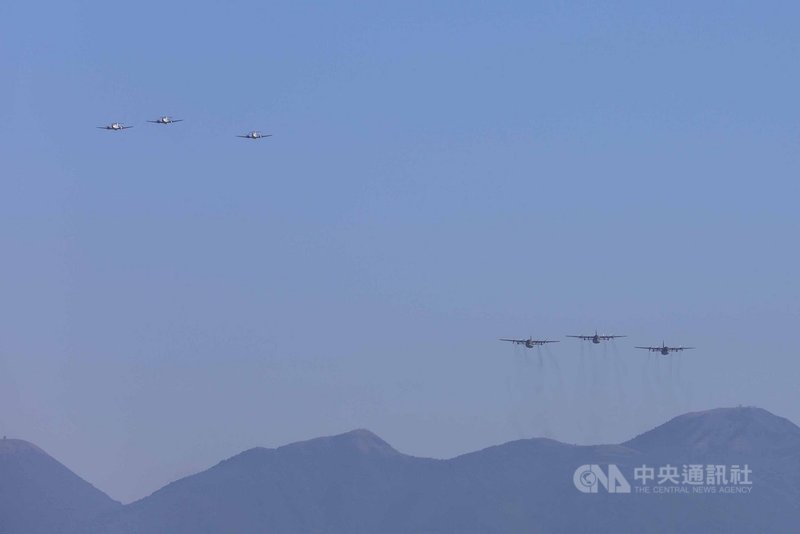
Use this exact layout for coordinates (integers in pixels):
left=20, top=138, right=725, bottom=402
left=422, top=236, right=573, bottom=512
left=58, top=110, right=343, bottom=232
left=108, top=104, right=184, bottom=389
left=121, top=126, right=133, bottom=129
left=600, top=335, right=626, bottom=339
left=499, top=338, right=524, bottom=344
left=147, top=120, right=160, bottom=123
left=635, top=346, right=657, bottom=350
left=171, top=119, right=183, bottom=122
left=566, top=335, right=590, bottom=340
left=540, top=340, right=560, bottom=344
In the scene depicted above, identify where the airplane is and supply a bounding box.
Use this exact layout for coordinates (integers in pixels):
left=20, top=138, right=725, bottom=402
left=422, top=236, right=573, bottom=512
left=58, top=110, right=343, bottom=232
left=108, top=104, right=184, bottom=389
left=237, top=131, right=272, bottom=140
left=635, top=342, right=695, bottom=356
left=147, top=116, right=183, bottom=124
left=566, top=330, right=626, bottom=344
left=97, top=122, right=133, bottom=131
left=499, top=337, right=560, bottom=349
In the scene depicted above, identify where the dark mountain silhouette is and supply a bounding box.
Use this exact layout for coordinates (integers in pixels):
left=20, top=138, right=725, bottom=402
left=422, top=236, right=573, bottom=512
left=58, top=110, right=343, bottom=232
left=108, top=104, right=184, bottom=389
left=0, top=438, right=120, bottom=534
left=4, top=407, right=800, bottom=533
left=623, top=406, right=800, bottom=456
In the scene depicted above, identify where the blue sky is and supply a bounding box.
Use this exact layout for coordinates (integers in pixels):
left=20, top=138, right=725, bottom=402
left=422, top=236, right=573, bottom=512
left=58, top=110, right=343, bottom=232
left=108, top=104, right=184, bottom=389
left=1, top=1, right=799, bottom=502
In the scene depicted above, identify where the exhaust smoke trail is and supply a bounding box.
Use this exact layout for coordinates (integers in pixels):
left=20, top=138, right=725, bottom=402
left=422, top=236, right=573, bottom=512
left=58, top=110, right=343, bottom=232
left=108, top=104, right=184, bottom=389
left=610, top=342, right=626, bottom=411
left=505, top=344, right=554, bottom=439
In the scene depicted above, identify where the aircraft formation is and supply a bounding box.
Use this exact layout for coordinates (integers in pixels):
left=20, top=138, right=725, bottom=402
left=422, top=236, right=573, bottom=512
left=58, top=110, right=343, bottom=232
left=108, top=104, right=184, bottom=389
left=500, top=330, right=693, bottom=356
left=98, top=115, right=692, bottom=359
left=97, top=117, right=271, bottom=140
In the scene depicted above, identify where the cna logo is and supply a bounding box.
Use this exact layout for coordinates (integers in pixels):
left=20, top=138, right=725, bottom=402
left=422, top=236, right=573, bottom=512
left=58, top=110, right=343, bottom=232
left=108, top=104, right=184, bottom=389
left=573, top=464, right=631, bottom=493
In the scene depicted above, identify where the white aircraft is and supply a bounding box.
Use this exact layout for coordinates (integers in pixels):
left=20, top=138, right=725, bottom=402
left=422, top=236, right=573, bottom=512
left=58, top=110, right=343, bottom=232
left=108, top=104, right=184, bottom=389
left=635, top=342, right=695, bottom=356
left=147, top=116, right=183, bottom=124
left=97, top=122, right=133, bottom=131
left=566, top=331, right=626, bottom=344
left=237, top=131, right=272, bottom=140
left=499, top=337, right=560, bottom=349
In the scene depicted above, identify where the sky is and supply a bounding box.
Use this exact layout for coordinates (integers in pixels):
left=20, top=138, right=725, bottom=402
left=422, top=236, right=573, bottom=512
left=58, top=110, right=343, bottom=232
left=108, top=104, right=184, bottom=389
left=1, top=0, right=799, bottom=503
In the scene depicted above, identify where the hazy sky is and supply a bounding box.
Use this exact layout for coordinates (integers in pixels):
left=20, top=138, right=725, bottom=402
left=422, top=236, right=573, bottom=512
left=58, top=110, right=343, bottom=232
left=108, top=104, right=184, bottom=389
left=1, top=1, right=799, bottom=503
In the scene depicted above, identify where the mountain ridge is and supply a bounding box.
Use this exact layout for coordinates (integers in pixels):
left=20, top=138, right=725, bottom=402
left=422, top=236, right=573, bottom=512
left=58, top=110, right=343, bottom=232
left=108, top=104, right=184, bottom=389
left=623, top=406, right=800, bottom=456
left=0, top=437, right=46, bottom=455
left=0, top=437, right=120, bottom=534
left=3, top=406, right=800, bottom=533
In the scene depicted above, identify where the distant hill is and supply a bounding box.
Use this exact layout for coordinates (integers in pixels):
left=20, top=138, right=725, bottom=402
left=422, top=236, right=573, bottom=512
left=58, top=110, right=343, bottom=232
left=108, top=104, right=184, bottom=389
left=0, top=438, right=120, bottom=534
left=5, top=407, right=800, bottom=533
left=623, top=406, right=800, bottom=456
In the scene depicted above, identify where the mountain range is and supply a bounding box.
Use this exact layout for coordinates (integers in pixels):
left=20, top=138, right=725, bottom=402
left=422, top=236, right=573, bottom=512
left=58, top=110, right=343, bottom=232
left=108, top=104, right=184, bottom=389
left=2, top=406, right=799, bottom=533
